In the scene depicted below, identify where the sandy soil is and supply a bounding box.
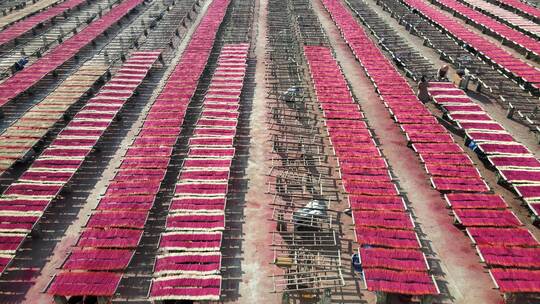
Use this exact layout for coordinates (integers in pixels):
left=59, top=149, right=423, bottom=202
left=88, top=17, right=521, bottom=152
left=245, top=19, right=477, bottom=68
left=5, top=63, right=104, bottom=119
left=311, top=0, right=506, bottom=302
left=2, top=0, right=540, bottom=303
left=232, top=0, right=282, bottom=302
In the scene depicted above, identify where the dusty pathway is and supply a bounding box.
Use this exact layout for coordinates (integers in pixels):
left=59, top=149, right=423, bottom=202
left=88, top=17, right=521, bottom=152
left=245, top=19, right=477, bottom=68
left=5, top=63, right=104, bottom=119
left=3, top=0, right=539, bottom=302
left=234, top=0, right=281, bottom=302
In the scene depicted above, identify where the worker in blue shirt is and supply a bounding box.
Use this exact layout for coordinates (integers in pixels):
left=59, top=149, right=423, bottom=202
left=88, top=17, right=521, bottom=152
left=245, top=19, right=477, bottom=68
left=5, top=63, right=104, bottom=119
left=15, top=57, right=29, bottom=71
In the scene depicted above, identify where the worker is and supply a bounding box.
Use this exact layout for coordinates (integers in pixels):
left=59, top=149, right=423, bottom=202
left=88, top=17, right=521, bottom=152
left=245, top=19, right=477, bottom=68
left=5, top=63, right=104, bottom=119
left=417, top=75, right=430, bottom=103
left=459, top=70, right=471, bottom=91
left=437, top=64, right=449, bottom=81
left=468, top=139, right=478, bottom=153
left=455, top=69, right=465, bottom=87
left=14, top=56, right=28, bottom=71
left=352, top=253, right=362, bottom=273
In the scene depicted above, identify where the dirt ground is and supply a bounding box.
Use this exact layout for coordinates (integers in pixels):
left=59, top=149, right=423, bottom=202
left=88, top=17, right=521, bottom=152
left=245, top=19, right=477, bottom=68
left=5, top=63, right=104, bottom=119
left=234, top=0, right=282, bottom=302
left=1, top=0, right=540, bottom=303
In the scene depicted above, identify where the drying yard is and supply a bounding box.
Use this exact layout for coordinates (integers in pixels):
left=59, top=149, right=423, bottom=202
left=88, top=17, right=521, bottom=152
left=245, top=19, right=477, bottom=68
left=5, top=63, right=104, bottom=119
left=0, top=0, right=539, bottom=302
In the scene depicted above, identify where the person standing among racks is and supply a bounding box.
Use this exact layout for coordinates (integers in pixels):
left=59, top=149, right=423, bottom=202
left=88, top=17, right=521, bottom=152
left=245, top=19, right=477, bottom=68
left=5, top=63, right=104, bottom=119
left=417, top=75, right=430, bottom=103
